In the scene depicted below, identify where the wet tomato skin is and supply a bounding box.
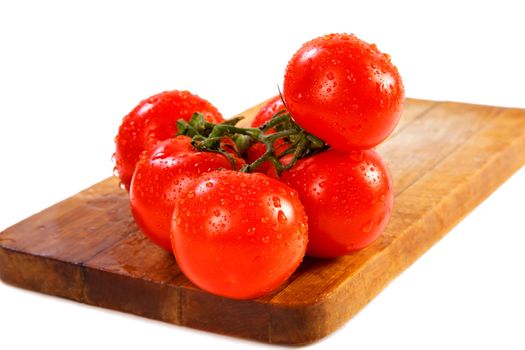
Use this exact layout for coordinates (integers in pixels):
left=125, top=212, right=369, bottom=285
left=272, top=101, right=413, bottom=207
left=283, top=33, right=404, bottom=151
left=114, top=90, right=223, bottom=191
left=171, top=170, right=308, bottom=299
left=130, top=136, right=243, bottom=251
left=280, top=149, right=393, bottom=258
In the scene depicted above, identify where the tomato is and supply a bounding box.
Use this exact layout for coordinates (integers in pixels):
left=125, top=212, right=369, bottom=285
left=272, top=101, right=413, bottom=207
left=130, top=136, right=244, bottom=251
left=246, top=142, right=269, bottom=170
left=250, top=95, right=286, bottom=128
left=114, top=90, right=223, bottom=191
left=171, top=170, right=308, bottom=299
left=283, top=33, right=404, bottom=151
left=280, top=149, right=393, bottom=258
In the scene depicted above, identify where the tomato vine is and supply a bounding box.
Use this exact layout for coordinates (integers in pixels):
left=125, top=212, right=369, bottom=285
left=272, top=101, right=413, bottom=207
left=176, top=111, right=329, bottom=176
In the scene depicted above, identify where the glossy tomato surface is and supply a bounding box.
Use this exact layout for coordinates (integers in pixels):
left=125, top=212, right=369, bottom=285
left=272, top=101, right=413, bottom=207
left=280, top=149, right=393, bottom=257
left=114, top=90, right=223, bottom=191
left=130, top=136, right=243, bottom=251
left=283, top=33, right=404, bottom=150
left=171, top=170, right=308, bottom=299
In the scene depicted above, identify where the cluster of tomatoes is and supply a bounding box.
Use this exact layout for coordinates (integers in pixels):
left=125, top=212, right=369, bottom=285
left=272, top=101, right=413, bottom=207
left=113, top=33, right=404, bottom=299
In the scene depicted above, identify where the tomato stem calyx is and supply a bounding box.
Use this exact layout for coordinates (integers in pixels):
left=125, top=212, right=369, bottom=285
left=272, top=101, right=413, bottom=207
left=177, top=112, right=329, bottom=176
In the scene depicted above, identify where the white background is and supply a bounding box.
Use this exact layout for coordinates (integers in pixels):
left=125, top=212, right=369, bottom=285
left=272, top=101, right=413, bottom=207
left=1, top=1, right=524, bottom=349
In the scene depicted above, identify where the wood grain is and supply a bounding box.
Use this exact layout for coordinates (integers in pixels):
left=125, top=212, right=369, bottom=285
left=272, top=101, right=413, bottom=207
left=1, top=98, right=524, bottom=344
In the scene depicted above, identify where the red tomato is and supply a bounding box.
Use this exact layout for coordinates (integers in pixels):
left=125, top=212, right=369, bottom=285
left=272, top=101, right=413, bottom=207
left=114, top=90, right=223, bottom=191
left=280, top=149, right=393, bottom=258
left=171, top=170, right=308, bottom=299
left=250, top=95, right=286, bottom=128
left=130, top=136, right=244, bottom=251
left=283, top=33, right=404, bottom=150
left=246, top=142, right=268, bottom=169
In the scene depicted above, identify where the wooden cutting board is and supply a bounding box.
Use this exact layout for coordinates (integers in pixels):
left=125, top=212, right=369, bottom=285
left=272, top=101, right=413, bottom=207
left=1, top=98, right=524, bottom=345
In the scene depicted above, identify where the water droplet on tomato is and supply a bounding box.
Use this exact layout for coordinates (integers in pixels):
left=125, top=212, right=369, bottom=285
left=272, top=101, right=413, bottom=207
left=213, top=209, right=220, bottom=217
left=277, top=210, right=287, bottom=224
left=326, top=72, right=335, bottom=80
left=152, top=152, right=166, bottom=161
left=351, top=124, right=363, bottom=133
left=362, top=221, right=373, bottom=233
left=118, top=182, right=126, bottom=190
left=206, top=181, right=213, bottom=188
left=262, top=236, right=270, bottom=243
left=112, top=167, right=119, bottom=177
left=261, top=216, right=270, bottom=224
left=299, top=223, right=307, bottom=235
left=349, top=151, right=364, bottom=162
left=272, top=196, right=281, bottom=208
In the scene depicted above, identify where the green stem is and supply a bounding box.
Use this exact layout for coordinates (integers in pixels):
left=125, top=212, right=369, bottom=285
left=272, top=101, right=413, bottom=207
left=176, top=110, right=329, bottom=176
